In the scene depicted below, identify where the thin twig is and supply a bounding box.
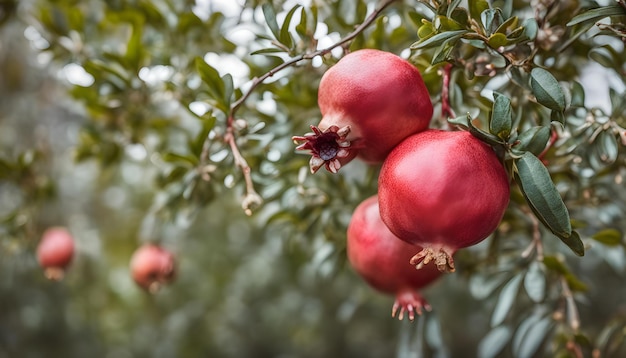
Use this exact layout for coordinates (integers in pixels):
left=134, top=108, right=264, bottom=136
left=211, top=0, right=399, bottom=214
left=229, top=0, right=399, bottom=117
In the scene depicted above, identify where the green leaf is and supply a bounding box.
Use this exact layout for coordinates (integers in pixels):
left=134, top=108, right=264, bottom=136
left=513, top=126, right=550, bottom=156
left=530, top=68, right=566, bottom=111
left=469, top=0, right=490, bottom=24
left=491, top=274, right=523, bottom=327
left=514, top=152, right=572, bottom=239
left=162, top=152, right=198, bottom=166
left=436, top=15, right=464, bottom=31
left=194, top=57, right=227, bottom=111
left=570, top=81, right=585, bottom=107
left=514, top=317, right=553, bottom=358
left=412, top=29, right=467, bottom=49
left=446, top=0, right=463, bottom=18
left=566, top=4, right=626, bottom=27
left=591, top=228, right=622, bottom=246
left=262, top=3, right=280, bottom=40
left=595, top=130, right=619, bottom=165
left=490, top=92, right=512, bottom=140
left=478, top=326, right=512, bottom=358
left=543, top=255, right=568, bottom=274
left=279, top=5, right=301, bottom=50
left=487, top=32, right=508, bottom=48
left=524, top=261, right=545, bottom=303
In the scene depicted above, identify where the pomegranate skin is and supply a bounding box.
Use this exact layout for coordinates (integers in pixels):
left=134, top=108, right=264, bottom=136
left=378, top=130, right=510, bottom=272
left=37, top=227, right=75, bottom=280
left=347, top=196, right=442, bottom=320
left=130, top=244, right=176, bottom=293
left=293, top=49, right=433, bottom=173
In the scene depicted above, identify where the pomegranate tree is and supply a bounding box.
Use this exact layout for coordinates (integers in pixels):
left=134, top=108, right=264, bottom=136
left=293, top=49, right=433, bottom=173
left=130, top=244, right=176, bottom=293
left=347, top=196, right=442, bottom=320
left=378, top=130, right=510, bottom=273
left=37, top=227, right=75, bottom=280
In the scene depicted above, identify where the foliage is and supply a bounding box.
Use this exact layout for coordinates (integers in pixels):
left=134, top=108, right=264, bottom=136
left=1, top=0, right=626, bottom=357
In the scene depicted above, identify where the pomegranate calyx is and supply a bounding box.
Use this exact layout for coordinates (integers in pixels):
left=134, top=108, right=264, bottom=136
left=410, top=246, right=456, bottom=273
left=292, top=125, right=352, bottom=173
left=391, top=289, right=432, bottom=321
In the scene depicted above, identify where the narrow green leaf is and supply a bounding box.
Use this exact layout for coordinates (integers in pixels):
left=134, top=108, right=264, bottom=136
left=490, top=92, right=512, bottom=140
left=478, top=326, right=512, bottom=358
left=126, top=22, right=144, bottom=71
left=512, top=314, right=541, bottom=356
left=596, top=130, right=619, bottom=165
left=194, top=57, right=226, bottom=109
left=222, top=74, right=233, bottom=107
left=516, top=317, right=553, bottom=358
left=491, top=274, right=523, bottom=327
left=295, top=7, right=307, bottom=37
left=412, top=29, right=467, bottom=49
left=570, top=81, right=585, bottom=107
left=591, top=228, right=622, bottom=246
left=513, top=126, right=550, bottom=156
left=566, top=4, right=626, bottom=27
left=162, top=152, right=198, bottom=166
left=279, top=5, right=301, bottom=49
left=262, top=3, right=280, bottom=40
left=446, top=0, right=463, bottom=18
left=524, top=261, right=546, bottom=303
left=514, top=152, right=572, bottom=238
left=530, top=68, right=566, bottom=111
left=562, top=231, right=585, bottom=257
left=250, top=48, right=286, bottom=56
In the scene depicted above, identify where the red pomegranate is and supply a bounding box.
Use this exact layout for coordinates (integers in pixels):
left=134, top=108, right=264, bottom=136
left=37, top=227, right=75, bottom=280
left=378, top=130, right=510, bottom=272
left=293, top=49, right=433, bottom=173
left=347, top=196, right=442, bottom=320
left=130, top=244, right=176, bottom=293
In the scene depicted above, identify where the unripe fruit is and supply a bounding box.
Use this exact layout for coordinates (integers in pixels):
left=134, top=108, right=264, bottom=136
left=130, top=244, right=175, bottom=293
left=293, top=49, right=433, bottom=173
left=378, top=130, right=510, bottom=272
left=347, top=196, right=442, bottom=320
left=37, top=227, right=75, bottom=280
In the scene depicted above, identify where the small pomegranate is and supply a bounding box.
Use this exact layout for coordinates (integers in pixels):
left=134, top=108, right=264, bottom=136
left=37, top=227, right=75, bottom=280
left=378, top=130, right=510, bottom=273
left=130, top=244, right=175, bottom=293
left=293, top=49, right=433, bottom=173
left=347, top=196, right=442, bottom=320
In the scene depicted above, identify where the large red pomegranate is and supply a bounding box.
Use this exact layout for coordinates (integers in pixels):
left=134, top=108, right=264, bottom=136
left=293, top=49, right=433, bottom=173
left=347, top=196, right=442, bottom=320
left=37, top=227, right=75, bottom=280
left=378, top=130, right=510, bottom=273
left=130, top=244, right=176, bottom=293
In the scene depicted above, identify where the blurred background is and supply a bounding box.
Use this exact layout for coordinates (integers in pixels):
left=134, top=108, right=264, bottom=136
left=1, top=0, right=626, bottom=357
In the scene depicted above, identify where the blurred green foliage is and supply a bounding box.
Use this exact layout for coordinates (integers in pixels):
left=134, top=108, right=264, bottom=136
left=1, top=0, right=626, bottom=357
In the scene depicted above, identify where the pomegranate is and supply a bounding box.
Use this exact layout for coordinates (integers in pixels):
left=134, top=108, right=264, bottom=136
left=130, top=244, right=176, bottom=293
left=37, top=227, right=75, bottom=280
left=293, top=49, right=433, bottom=173
left=378, top=130, right=510, bottom=272
left=347, top=196, right=442, bottom=320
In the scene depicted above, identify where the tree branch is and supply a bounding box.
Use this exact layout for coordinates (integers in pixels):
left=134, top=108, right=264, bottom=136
left=210, top=0, right=399, bottom=214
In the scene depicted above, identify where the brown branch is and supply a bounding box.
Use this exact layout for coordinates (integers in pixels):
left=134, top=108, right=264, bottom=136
left=229, top=0, right=400, bottom=116
left=209, top=0, right=399, bottom=214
